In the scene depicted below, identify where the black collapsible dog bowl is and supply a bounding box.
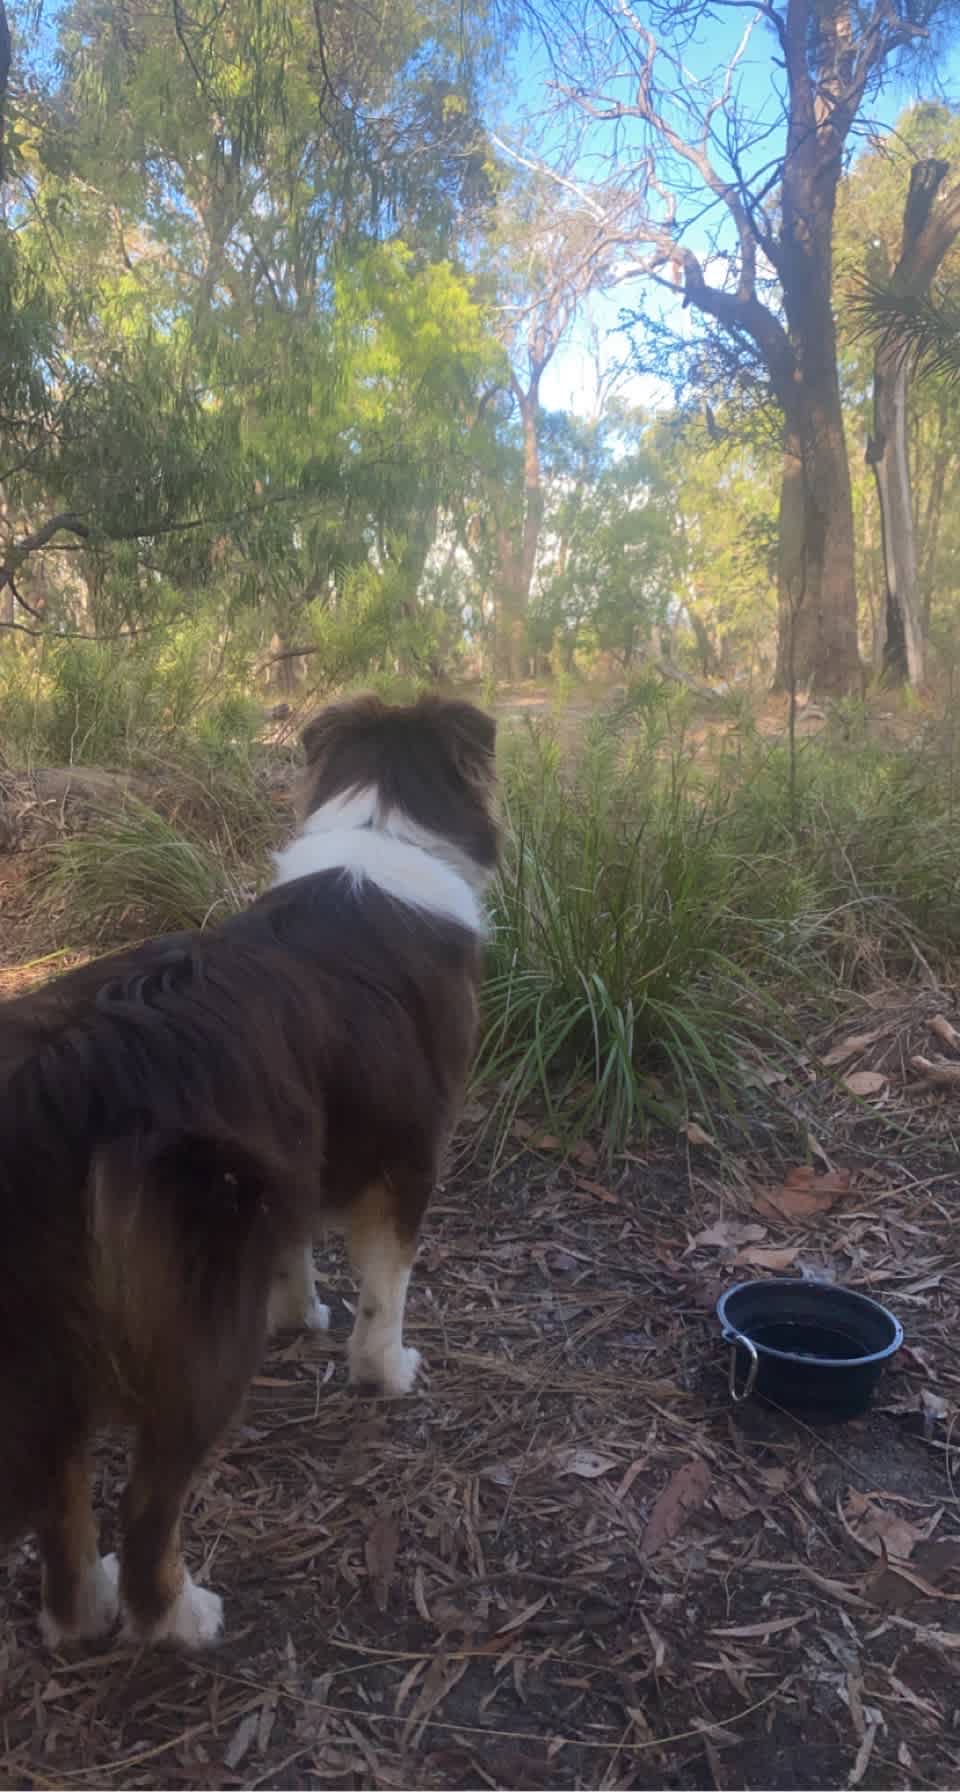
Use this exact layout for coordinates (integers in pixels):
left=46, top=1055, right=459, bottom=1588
left=717, top=1278, right=903, bottom=1417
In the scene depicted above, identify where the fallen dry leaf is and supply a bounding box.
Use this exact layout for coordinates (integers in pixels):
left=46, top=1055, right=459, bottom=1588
left=257, top=1694, right=277, bottom=1756
left=843, top=1491, right=926, bottom=1561
left=570, top=1139, right=598, bottom=1167
left=863, top=1548, right=960, bottom=1613
left=554, top=1447, right=619, bottom=1479
left=694, top=1219, right=767, bottom=1249
left=709, top=1607, right=813, bottom=1640
left=575, top=1177, right=618, bottom=1204
left=496, top=1592, right=550, bottom=1633
left=843, top=1070, right=888, bottom=1097
left=614, top=1457, right=647, bottom=1503
left=754, top=1165, right=853, bottom=1221
left=224, top=1713, right=260, bottom=1772
left=641, top=1457, right=711, bottom=1557
left=402, top=1654, right=470, bottom=1746
left=848, top=1720, right=879, bottom=1788
left=735, top=1244, right=800, bottom=1270
left=685, top=1121, right=715, bottom=1147
left=821, top=1025, right=890, bottom=1068
left=364, top=1512, right=400, bottom=1612
left=756, top=1466, right=791, bottom=1493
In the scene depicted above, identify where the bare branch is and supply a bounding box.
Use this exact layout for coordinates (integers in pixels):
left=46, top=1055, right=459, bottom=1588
left=0, top=513, right=92, bottom=598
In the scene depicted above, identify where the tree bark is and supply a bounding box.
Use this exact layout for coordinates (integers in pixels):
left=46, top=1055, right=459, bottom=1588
left=867, top=159, right=960, bottom=685
left=774, top=386, right=860, bottom=694
left=686, top=604, right=719, bottom=678
left=495, top=375, right=544, bottom=681
left=918, top=418, right=949, bottom=639
left=773, top=14, right=861, bottom=697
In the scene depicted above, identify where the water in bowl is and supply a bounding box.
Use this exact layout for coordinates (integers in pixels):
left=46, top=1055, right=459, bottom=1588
left=748, top=1320, right=864, bottom=1361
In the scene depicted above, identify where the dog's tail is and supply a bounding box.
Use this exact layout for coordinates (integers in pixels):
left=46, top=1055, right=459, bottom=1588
left=88, top=1127, right=305, bottom=1407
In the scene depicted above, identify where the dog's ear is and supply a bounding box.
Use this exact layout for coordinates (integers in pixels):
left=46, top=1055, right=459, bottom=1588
left=301, top=695, right=387, bottom=767
left=423, top=698, right=496, bottom=781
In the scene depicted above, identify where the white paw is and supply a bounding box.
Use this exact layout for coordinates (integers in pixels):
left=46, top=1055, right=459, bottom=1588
left=349, top=1342, right=422, bottom=1397
left=267, top=1280, right=330, bottom=1335
left=40, top=1553, right=120, bottom=1647
left=129, top=1572, right=224, bottom=1650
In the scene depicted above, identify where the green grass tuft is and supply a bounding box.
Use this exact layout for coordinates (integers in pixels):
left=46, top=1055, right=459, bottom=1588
left=45, top=801, right=254, bottom=938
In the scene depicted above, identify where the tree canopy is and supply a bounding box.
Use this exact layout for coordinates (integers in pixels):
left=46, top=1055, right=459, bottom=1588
left=2, top=0, right=959, bottom=701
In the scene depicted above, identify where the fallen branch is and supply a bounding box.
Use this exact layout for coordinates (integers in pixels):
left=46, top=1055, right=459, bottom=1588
left=911, top=1054, right=960, bottom=1089
left=929, top=1014, right=960, bottom=1055
left=653, top=659, right=726, bottom=703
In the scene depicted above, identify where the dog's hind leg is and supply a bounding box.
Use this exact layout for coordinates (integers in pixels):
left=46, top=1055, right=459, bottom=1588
left=38, top=1447, right=120, bottom=1647
left=111, top=1430, right=226, bottom=1649
left=111, top=1294, right=269, bottom=1650
left=346, top=1178, right=429, bottom=1397
left=107, top=1252, right=271, bottom=1648
left=267, top=1241, right=331, bottom=1335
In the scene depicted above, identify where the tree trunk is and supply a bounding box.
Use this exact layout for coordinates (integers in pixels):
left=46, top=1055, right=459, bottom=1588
left=868, top=348, right=924, bottom=683
left=494, top=528, right=528, bottom=682
left=769, top=0, right=879, bottom=696
left=866, top=159, right=960, bottom=686
left=686, top=605, right=719, bottom=678
left=774, top=100, right=861, bottom=697
left=494, top=376, right=544, bottom=683
left=774, top=389, right=859, bottom=695
left=918, top=420, right=949, bottom=639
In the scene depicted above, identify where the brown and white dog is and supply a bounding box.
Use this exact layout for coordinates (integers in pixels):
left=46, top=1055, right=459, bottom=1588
left=0, top=693, right=497, bottom=1650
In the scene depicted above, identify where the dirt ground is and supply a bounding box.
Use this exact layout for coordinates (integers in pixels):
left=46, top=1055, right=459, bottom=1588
left=2, top=1066, right=960, bottom=1788
left=3, top=717, right=960, bottom=1791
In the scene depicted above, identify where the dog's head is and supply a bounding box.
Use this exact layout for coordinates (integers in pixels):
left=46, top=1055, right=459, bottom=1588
left=298, top=693, right=499, bottom=881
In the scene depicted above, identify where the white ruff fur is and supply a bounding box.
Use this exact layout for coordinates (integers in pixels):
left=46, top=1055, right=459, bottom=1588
left=272, top=788, right=487, bottom=934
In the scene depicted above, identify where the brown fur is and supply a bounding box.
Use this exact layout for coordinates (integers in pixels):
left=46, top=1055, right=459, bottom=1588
left=0, top=693, right=497, bottom=1647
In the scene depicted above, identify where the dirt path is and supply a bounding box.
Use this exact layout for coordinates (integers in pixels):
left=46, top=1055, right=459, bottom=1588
left=3, top=1128, right=959, bottom=1790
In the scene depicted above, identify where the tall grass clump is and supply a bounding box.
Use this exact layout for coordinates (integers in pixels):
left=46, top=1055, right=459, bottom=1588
left=479, top=694, right=960, bottom=1155
left=45, top=800, right=253, bottom=938
left=720, top=717, right=960, bottom=976
left=479, top=717, right=812, bottom=1152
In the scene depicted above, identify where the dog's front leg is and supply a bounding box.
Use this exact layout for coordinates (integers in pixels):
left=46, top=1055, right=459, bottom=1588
left=346, top=1179, right=428, bottom=1396
left=267, top=1242, right=331, bottom=1335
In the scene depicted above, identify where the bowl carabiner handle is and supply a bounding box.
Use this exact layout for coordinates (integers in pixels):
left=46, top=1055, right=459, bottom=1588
left=722, top=1325, right=759, bottom=1403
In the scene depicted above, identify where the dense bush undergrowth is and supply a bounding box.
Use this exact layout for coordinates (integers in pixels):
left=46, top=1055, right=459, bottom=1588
left=4, top=654, right=959, bottom=1151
